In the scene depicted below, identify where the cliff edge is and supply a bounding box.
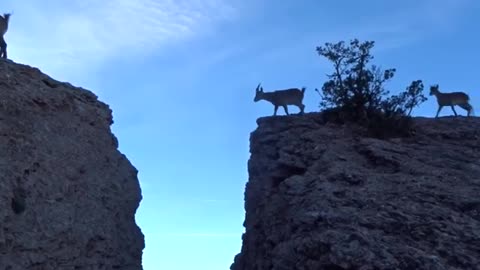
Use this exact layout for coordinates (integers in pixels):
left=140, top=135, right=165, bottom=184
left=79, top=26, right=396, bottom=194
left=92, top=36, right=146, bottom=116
left=232, top=113, right=480, bottom=270
left=0, top=60, right=144, bottom=269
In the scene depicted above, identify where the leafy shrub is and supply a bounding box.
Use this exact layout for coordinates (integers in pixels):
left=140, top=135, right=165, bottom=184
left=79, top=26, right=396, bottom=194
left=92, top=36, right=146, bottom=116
left=315, top=39, right=427, bottom=138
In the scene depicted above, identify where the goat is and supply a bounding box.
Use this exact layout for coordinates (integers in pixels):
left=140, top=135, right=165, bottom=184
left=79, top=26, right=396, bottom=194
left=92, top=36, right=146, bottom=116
left=254, top=83, right=306, bottom=116
left=0, top=13, right=11, bottom=59
left=429, top=84, right=474, bottom=118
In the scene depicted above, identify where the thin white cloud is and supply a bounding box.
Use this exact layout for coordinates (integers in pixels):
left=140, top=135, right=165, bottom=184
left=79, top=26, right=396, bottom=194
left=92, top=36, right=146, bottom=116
left=6, top=0, right=238, bottom=77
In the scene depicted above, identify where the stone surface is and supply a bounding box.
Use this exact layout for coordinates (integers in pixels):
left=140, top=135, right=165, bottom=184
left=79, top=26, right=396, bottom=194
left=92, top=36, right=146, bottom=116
left=0, top=59, right=144, bottom=269
left=231, top=112, right=480, bottom=270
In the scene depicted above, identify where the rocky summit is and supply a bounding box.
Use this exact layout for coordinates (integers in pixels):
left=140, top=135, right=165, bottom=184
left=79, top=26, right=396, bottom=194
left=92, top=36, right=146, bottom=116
left=231, top=113, right=480, bottom=270
left=0, top=60, right=144, bottom=269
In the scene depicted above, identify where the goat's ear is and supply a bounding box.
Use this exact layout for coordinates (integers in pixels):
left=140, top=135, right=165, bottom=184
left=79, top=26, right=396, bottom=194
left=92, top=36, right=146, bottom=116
left=260, top=87, right=263, bottom=92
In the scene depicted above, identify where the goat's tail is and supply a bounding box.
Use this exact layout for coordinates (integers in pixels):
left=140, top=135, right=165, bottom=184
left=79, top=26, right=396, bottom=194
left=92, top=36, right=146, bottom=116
left=301, top=87, right=306, bottom=94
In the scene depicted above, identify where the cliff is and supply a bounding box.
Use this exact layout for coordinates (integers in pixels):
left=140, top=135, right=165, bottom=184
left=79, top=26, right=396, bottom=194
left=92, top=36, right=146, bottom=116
left=231, top=113, right=480, bottom=270
left=0, top=60, right=144, bottom=269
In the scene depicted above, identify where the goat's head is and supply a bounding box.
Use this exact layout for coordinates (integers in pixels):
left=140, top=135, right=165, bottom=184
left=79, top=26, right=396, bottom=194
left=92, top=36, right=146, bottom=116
left=254, top=83, right=264, bottom=102
left=429, top=84, right=439, bottom=96
left=0, top=13, right=11, bottom=36
left=1, top=13, right=11, bottom=22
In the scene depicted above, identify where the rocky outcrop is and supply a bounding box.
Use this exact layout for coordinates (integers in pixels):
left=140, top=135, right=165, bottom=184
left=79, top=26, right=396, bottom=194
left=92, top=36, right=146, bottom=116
left=231, top=113, right=480, bottom=270
left=0, top=60, right=144, bottom=269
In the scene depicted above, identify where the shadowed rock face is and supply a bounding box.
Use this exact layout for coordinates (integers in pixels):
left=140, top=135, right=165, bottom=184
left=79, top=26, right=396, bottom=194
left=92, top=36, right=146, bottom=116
left=232, top=113, right=480, bottom=270
left=0, top=60, right=144, bottom=269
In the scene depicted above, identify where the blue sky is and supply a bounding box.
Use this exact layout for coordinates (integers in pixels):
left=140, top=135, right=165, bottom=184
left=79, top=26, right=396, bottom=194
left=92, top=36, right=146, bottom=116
left=3, top=0, right=480, bottom=269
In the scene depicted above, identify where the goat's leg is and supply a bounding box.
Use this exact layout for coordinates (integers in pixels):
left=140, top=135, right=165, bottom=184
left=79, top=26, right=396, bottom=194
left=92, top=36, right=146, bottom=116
left=0, top=37, right=6, bottom=59
left=468, top=104, right=474, bottom=116
left=458, top=104, right=472, bottom=116
left=435, top=105, right=443, bottom=118
left=298, top=104, right=305, bottom=114
left=273, top=105, right=278, bottom=116
left=283, top=105, right=289, bottom=115
left=450, top=105, right=458, bottom=116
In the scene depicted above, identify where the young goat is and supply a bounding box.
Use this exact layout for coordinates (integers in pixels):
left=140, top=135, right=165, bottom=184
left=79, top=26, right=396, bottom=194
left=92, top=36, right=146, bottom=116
left=0, top=13, right=12, bottom=59
left=429, top=84, right=474, bottom=118
left=254, top=83, right=306, bottom=116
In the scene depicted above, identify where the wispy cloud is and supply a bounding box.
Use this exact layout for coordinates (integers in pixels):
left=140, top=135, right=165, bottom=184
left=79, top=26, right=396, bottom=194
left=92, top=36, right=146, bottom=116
left=6, top=0, right=238, bottom=76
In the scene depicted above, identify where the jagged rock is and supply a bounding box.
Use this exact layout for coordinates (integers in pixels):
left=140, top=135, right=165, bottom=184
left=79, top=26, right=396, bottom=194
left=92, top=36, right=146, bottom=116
left=0, top=59, right=144, bottom=269
left=232, top=113, right=480, bottom=270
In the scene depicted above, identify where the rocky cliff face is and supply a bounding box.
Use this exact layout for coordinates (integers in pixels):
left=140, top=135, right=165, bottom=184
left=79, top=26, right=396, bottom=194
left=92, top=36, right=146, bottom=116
left=0, top=60, right=144, bottom=269
left=231, top=113, right=480, bottom=270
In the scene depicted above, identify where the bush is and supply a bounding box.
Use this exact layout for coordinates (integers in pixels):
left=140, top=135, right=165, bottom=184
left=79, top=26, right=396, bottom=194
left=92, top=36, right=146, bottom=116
left=315, top=39, right=427, bottom=138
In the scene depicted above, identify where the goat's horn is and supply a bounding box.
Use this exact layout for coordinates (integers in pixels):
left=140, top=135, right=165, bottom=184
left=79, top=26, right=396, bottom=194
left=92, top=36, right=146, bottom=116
left=256, top=83, right=261, bottom=91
